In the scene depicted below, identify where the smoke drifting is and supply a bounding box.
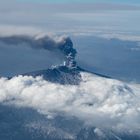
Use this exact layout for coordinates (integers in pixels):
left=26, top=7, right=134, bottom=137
left=0, top=34, right=77, bottom=68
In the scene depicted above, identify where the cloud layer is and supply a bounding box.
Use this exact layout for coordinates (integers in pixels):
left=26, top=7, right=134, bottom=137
left=0, top=72, right=140, bottom=134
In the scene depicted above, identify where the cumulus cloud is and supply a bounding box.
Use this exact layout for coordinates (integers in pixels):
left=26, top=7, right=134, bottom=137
left=0, top=25, right=43, bottom=37
left=0, top=72, right=140, bottom=134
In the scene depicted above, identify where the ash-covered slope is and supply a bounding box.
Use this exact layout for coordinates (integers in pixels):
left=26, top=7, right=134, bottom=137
left=21, top=35, right=82, bottom=85
left=24, top=66, right=82, bottom=85
left=23, top=65, right=111, bottom=85
left=20, top=35, right=110, bottom=85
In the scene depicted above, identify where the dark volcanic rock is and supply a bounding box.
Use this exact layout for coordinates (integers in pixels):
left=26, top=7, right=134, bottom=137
left=24, top=66, right=82, bottom=85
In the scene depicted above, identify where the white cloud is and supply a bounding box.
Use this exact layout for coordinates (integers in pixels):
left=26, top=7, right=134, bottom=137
left=0, top=25, right=43, bottom=37
left=0, top=72, right=140, bottom=134
left=59, top=28, right=140, bottom=42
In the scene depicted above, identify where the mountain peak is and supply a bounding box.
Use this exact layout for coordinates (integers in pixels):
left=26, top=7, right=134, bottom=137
left=24, top=65, right=82, bottom=85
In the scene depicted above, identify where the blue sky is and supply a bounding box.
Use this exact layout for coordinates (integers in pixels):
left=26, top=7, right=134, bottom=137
left=18, top=0, right=140, bottom=5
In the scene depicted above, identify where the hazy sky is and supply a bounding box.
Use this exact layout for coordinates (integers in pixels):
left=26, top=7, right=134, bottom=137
left=0, top=0, right=140, bottom=36
left=0, top=0, right=139, bottom=15
left=18, top=0, right=140, bottom=5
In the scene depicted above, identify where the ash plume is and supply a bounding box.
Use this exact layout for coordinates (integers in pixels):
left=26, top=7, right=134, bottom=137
left=0, top=34, right=77, bottom=68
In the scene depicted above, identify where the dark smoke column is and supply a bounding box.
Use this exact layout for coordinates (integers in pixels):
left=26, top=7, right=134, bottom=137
left=59, top=37, right=77, bottom=69
left=0, top=35, right=78, bottom=69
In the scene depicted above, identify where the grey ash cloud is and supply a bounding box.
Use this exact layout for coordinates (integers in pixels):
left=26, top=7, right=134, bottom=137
left=0, top=34, right=77, bottom=68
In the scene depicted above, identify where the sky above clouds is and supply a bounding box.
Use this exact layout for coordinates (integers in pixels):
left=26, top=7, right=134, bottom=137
left=17, top=0, right=140, bottom=5
left=0, top=0, right=139, bottom=17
